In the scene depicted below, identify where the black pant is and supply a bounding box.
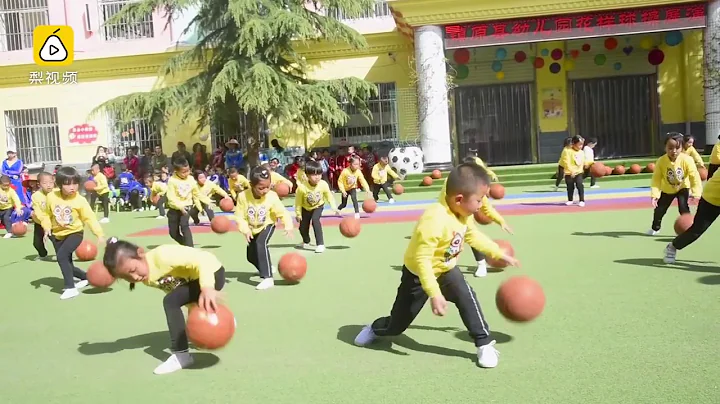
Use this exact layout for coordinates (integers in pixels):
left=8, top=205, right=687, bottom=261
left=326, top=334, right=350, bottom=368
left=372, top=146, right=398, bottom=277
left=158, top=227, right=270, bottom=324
left=708, top=164, right=719, bottom=180
left=554, top=165, right=563, bottom=187
left=50, top=232, right=87, bottom=289
left=373, top=182, right=392, bottom=201
left=33, top=222, right=47, bottom=257
left=472, top=248, right=485, bottom=262
left=247, top=225, right=275, bottom=278
left=565, top=174, right=584, bottom=202
left=371, top=266, right=492, bottom=347
left=0, top=209, right=11, bottom=232
left=672, top=198, right=720, bottom=250
left=156, top=195, right=167, bottom=216
left=189, top=203, right=215, bottom=225
left=90, top=192, right=110, bottom=218
left=124, top=190, right=142, bottom=210
left=338, top=188, right=359, bottom=212
left=164, top=267, right=226, bottom=352
left=582, top=167, right=597, bottom=186
left=299, top=207, right=324, bottom=245
left=652, top=189, right=690, bottom=231
left=167, top=208, right=193, bottom=247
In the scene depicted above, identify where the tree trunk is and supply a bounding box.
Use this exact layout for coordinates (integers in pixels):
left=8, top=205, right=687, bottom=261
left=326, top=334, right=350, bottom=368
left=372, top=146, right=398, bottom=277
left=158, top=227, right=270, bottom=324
left=246, top=110, right=261, bottom=168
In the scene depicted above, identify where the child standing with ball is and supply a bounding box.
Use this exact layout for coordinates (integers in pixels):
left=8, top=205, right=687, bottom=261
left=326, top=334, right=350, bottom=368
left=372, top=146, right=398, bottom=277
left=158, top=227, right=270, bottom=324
left=295, top=160, right=340, bottom=253
left=337, top=156, right=371, bottom=219
left=89, top=163, right=111, bottom=224
left=30, top=172, right=54, bottom=260
left=150, top=172, right=169, bottom=219
left=235, top=166, right=294, bottom=290
left=100, top=239, right=226, bottom=375
left=370, top=156, right=401, bottom=203
left=561, top=135, right=586, bottom=207
left=354, top=164, right=519, bottom=368
left=647, top=133, right=702, bottom=236
left=166, top=159, right=212, bottom=247
left=0, top=174, right=24, bottom=238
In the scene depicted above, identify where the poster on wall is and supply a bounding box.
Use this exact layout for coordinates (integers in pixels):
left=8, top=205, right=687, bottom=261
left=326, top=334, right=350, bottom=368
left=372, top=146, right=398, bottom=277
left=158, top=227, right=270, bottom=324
left=68, top=124, right=99, bottom=145
left=542, top=88, right=563, bottom=119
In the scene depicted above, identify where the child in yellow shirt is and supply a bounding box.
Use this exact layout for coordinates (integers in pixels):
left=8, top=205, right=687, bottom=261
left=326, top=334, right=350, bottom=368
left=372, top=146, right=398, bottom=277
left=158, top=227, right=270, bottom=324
left=294, top=160, right=340, bottom=253
left=149, top=172, right=169, bottom=219
left=166, top=158, right=212, bottom=247
left=337, top=156, right=371, bottom=219
left=30, top=172, right=54, bottom=259
left=264, top=163, right=293, bottom=190
left=708, top=134, right=720, bottom=179
left=554, top=137, right=573, bottom=190
left=235, top=166, right=294, bottom=290
left=190, top=172, right=229, bottom=225
left=560, top=135, right=586, bottom=206
left=0, top=175, right=23, bottom=238
left=648, top=132, right=703, bottom=235
left=354, top=163, right=519, bottom=368
left=582, top=138, right=599, bottom=188
left=36, top=167, right=104, bottom=300
left=89, top=163, right=111, bottom=223
left=682, top=135, right=705, bottom=169
left=227, top=167, right=250, bottom=201
left=102, top=239, right=226, bottom=375
left=370, top=156, right=400, bottom=203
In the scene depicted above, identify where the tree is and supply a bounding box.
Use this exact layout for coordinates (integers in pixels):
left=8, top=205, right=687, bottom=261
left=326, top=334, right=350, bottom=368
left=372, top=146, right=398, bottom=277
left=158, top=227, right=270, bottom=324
left=92, top=0, right=378, bottom=166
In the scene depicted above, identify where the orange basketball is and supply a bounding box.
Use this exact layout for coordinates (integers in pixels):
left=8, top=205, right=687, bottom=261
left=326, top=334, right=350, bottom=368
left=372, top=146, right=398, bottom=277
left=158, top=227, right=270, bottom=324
left=699, top=167, right=708, bottom=181
left=210, top=216, right=232, bottom=234
left=645, top=163, right=656, bottom=173
left=84, top=180, right=96, bottom=192
left=473, top=210, right=493, bottom=225
left=339, top=217, right=361, bottom=238
left=613, top=165, right=626, bottom=175
left=496, top=276, right=545, bottom=322
left=11, top=222, right=27, bottom=237
left=362, top=199, right=377, bottom=213
left=629, top=164, right=642, bottom=174
left=75, top=240, right=97, bottom=261
left=219, top=197, right=234, bottom=212
left=421, top=176, right=433, bottom=186
left=486, top=240, right=514, bottom=269
left=186, top=304, right=236, bottom=350
left=431, top=169, right=442, bottom=179
left=87, top=261, right=115, bottom=288
left=674, top=213, right=694, bottom=235
left=277, top=252, right=307, bottom=283
left=488, top=183, right=505, bottom=199
left=590, top=163, right=606, bottom=178
left=392, top=184, right=404, bottom=195
left=605, top=166, right=613, bottom=176
left=151, top=194, right=160, bottom=205
left=275, top=182, right=290, bottom=197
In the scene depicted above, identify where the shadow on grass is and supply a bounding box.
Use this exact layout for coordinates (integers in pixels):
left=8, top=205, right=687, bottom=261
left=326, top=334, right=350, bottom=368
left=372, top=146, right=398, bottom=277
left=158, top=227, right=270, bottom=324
left=225, top=271, right=297, bottom=287
left=30, top=277, right=64, bottom=294
left=697, top=274, right=720, bottom=285
left=521, top=202, right=565, bottom=207
left=389, top=265, right=499, bottom=274
left=572, top=231, right=648, bottom=239
left=77, top=330, right=219, bottom=370
left=201, top=245, right=221, bottom=249
left=24, top=254, right=56, bottom=262
left=614, top=258, right=718, bottom=274
left=407, top=325, right=513, bottom=345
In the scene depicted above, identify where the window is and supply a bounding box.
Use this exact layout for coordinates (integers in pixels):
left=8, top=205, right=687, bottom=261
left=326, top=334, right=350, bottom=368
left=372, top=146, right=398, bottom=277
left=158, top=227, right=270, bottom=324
left=5, top=107, right=61, bottom=164
left=0, top=0, right=49, bottom=52
left=331, top=82, right=398, bottom=145
left=326, top=0, right=390, bottom=21
left=106, top=117, right=160, bottom=158
left=99, top=0, right=154, bottom=41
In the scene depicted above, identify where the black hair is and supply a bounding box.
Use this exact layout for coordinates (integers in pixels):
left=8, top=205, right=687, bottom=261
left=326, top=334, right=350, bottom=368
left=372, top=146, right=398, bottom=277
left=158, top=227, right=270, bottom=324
left=682, top=134, right=695, bottom=145
left=55, top=166, right=82, bottom=187
left=563, top=137, right=573, bottom=147
left=249, top=165, right=271, bottom=186
left=270, top=158, right=279, bottom=163
left=193, top=170, right=205, bottom=180
left=585, top=137, right=598, bottom=145
left=445, top=163, right=490, bottom=197
left=462, top=156, right=478, bottom=164
left=173, top=158, right=189, bottom=171
left=0, top=175, right=9, bottom=184
left=37, top=171, right=53, bottom=182
left=348, top=155, right=360, bottom=164
left=103, top=238, right=141, bottom=291
left=305, top=160, right=323, bottom=175
left=571, top=135, right=584, bottom=145
left=227, top=167, right=239, bottom=175
left=665, top=132, right=684, bottom=146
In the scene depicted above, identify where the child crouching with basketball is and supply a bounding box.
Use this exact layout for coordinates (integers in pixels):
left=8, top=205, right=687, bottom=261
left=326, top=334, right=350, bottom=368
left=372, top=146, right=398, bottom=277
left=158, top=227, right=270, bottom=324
left=338, top=156, right=371, bottom=219
left=0, top=175, right=24, bottom=238
left=235, top=166, right=294, bottom=290
left=295, top=160, right=341, bottom=253
left=101, top=239, right=226, bottom=375
left=354, top=164, right=520, bottom=368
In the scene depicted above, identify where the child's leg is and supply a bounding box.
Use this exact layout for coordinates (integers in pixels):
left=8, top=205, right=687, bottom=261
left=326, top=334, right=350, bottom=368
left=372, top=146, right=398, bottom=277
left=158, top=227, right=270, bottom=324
left=671, top=198, right=720, bottom=251
left=167, top=209, right=184, bottom=245
left=299, top=208, right=312, bottom=244
left=338, top=193, right=349, bottom=210
left=564, top=175, right=575, bottom=202
left=574, top=174, right=585, bottom=202
left=32, top=223, right=48, bottom=258
left=130, top=190, right=141, bottom=210
left=554, top=165, right=563, bottom=187
left=0, top=209, right=11, bottom=233
left=251, top=225, right=275, bottom=279
left=89, top=192, right=97, bottom=208
left=709, top=164, right=719, bottom=180
left=471, top=248, right=487, bottom=277
left=365, top=267, right=428, bottom=340
left=157, top=195, right=167, bottom=217
left=350, top=189, right=359, bottom=213
left=188, top=206, right=201, bottom=225
left=310, top=206, right=325, bottom=247
left=651, top=192, right=676, bottom=231
left=372, top=183, right=381, bottom=201
left=203, top=203, right=215, bottom=221
left=50, top=233, right=87, bottom=296
left=178, top=210, right=194, bottom=247
left=676, top=188, right=690, bottom=214
left=100, top=194, right=110, bottom=218
left=381, top=181, right=393, bottom=200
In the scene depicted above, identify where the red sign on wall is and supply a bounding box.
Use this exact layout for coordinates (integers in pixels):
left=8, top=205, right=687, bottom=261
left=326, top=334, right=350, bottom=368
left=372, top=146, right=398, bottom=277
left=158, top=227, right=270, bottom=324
left=68, top=124, right=99, bottom=145
left=444, top=3, right=706, bottom=49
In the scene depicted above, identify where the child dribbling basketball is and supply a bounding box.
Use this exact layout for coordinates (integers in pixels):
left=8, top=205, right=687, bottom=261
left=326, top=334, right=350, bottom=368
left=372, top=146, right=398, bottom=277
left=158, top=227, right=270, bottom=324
left=30, top=172, right=54, bottom=260
left=561, top=135, right=586, bottom=206
left=337, top=156, right=371, bottom=219
left=191, top=172, right=228, bottom=225
left=101, top=239, right=226, bottom=375
left=354, top=163, right=519, bottom=368
left=89, top=163, right=111, bottom=223
left=554, top=137, right=573, bottom=190
left=166, top=159, right=212, bottom=247
left=294, top=160, right=340, bottom=253
left=0, top=174, right=23, bottom=238
left=370, top=156, right=400, bottom=203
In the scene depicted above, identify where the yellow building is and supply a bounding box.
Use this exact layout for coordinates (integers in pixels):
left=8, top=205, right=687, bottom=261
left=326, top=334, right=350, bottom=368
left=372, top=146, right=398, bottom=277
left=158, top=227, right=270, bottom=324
left=0, top=0, right=715, bottom=168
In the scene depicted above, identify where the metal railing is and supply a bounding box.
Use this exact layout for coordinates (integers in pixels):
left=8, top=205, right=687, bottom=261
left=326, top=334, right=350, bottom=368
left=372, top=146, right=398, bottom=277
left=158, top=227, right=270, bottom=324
left=0, top=0, right=48, bottom=52
left=99, top=0, right=154, bottom=41
left=326, top=0, right=391, bottom=21
left=5, top=107, right=62, bottom=164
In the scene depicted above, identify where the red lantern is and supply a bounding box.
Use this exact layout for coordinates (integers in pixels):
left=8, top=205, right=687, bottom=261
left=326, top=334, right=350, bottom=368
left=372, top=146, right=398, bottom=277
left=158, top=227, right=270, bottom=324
left=453, top=49, right=470, bottom=64
left=550, top=48, right=563, bottom=60
left=533, top=57, right=545, bottom=69
left=648, top=49, right=665, bottom=65
left=514, top=51, right=527, bottom=63
left=604, top=37, right=618, bottom=50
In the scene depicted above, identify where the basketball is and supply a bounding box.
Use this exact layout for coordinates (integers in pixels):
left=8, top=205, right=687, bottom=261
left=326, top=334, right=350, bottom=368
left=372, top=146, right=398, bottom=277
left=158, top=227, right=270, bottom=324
left=84, top=180, right=96, bottom=192
left=645, top=163, right=656, bottom=173
left=495, top=276, right=545, bottom=322
left=488, top=183, right=505, bottom=199
left=11, top=222, right=26, bottom=237
left=699, top=167, right=708, bottom=181
left=629, top=164, right=642, bottom=174
left=210, top=216, right=232, bottom=234
left=605, top=165, right=613, bottom=176
left=151, top=194, right=160, bottom=205
left=87, top=261, right=115, bottom=288
left=339, top=217, right=361, bottom=238
left=75, top=240, right=98, bottom=261
left=219, top=197, right=234, bottom=212
left=674, top=213, right=694, bottom=235
left=421, top=176, right=433, bottom=186
left=590, top=163, right=606, bottom=178
left=486, top=240, right=515, bottom=269
left=186, top=304, right=236, bottom=350
left=473, top=210, right=493, bottom=225
left=392, top=184, right=404, bottom=195
left=362, top=199, right=377, bottom=213
left=431, top=169, right=442, bottom=179
left=278, top=252, right=307, bottom=283
left=613, top=165, right=626, bottom=175
left=275, top=182, right=290, bottom=197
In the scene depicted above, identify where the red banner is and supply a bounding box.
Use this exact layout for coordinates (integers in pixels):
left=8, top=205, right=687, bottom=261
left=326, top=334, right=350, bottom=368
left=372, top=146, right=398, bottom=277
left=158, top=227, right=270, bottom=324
left=68, top=124, right=98, bottom=145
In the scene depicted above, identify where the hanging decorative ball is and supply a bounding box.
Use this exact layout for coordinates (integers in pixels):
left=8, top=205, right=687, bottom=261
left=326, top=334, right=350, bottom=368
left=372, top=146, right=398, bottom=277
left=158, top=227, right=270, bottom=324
left=541, top=48, right=549, bottom=56
left=491, top=60, right=503, bottom=72
left=549, top=62, right=561, bottom=74
left=594, top=54, right=607, bottom=66
left=514, top=51, right=527, bottom=63
left=564, top=59, right=576, bottom=71
left=665, top=31, right=684, bottom=47
left=455, top=64, right=470, bottom=79
left=640, top=37, right=654, bottom=50
left=604, top=37, right=618, bottom=50
left=533, top=57, right=545, bottom=69
left=569, top=49, right=580, bottom=59
left=453, top=49, right=470, bottom=64
left=581, top=43, right=591, bottom=52
left=648, top=48, right=665, bottom=65
left=495, top=48, right=508, bottom=60
left=496, top=71, right=505, bottom=80
left=622, top=46, right=633, bottom=56
left=613, top=62, right=622, bottom=71
left=550, top=48, right=563, bottom=61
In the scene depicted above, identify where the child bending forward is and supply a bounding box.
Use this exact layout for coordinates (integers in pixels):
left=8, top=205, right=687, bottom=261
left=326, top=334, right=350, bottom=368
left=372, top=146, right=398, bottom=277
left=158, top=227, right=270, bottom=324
left=354, top=164, right=519, bottom=368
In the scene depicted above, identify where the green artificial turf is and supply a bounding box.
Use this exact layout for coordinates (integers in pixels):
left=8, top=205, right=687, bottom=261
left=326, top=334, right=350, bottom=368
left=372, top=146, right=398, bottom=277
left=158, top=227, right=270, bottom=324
left=1, top=187, right=719, bottom=403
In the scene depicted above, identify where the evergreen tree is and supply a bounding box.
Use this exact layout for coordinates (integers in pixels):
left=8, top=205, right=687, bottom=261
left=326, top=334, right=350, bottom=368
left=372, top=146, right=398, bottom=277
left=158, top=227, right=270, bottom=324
left=92, top=0, right=378, bottom=166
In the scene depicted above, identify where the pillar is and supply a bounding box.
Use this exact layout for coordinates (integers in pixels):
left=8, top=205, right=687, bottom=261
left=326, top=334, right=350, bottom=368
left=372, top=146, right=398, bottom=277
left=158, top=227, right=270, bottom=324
left=414, top=26, right=453, bottom=169
left=704, top=0, right=720, bottom=145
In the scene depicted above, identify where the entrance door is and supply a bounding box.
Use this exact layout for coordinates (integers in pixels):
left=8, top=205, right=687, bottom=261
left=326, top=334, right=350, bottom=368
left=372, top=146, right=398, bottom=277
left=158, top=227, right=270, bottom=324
left=570, top=75, right=659, bottom=158
left=454, top=83, right=534, bottom=165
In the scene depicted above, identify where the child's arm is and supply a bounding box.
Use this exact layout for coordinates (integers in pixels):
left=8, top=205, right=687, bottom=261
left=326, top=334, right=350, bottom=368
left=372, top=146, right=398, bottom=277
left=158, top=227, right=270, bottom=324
left=560, top=149, right=572, bottom=175
left=322, top=183, right=339, bottom=212
left=239, top=175, right=251, bottom=190
left=9, top=189, right=22, bottom=213
left=337, top=170, right=347, bottom=193
left=371, top=164, right=381, bottom=183
left=77, top=198, right=104, bottom=239
left=271, top=195, right=293, bottom=232
left=387, top=166, right=400, bottom=180
left=466, top=224, right=506, bottom=260
left=650, top=159, right=663, bottom=200
left=479, top=196, right=505, bottom=225
left=686, top=160, right=703, bottom=197
left=357, top=172, right=371, bottom=193
left=211, top=184, right=229, bottom=199
left=191, top=184, right=211, bottom=210
left=294, top=187, right=304, bottom=221
left=411, top=223, right=443, bottom=298
left=233, top=197, right=252, bottom=235
left=690, top=148, right=705, bottom=168
left=95, top=175, right=109, bottom=195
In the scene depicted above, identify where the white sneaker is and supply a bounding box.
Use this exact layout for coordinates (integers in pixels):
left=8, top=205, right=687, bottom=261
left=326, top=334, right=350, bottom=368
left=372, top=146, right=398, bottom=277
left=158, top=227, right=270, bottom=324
left=646, top=229, right=659, bottom=236
left=156, top=215, right=166, bottom=220
left=477, top=340, right=499, bottom=368
left=60, top=288, right=80, bottom=300
left=565, top=201, right=574, bottom=206
left=75, top=280, right=89, bottom=289
left=34, top=255, right=49, bottom=261
left=300, top=243, right=311, bottom=249
left=354, top=325, right=377, bottom=346
left=256, top=278, right=274, bottom=290
left=578, top=202, right=585, bottom=207
left=3, top=233, right=13, bottom=239
left=153, top=352, right=194, bottom=375
left=315, top=245, right=326, bottom=253
left=389, top=198, right=395, bottom=204
left=99, top=218, right=110, bottom=224
left=591, top=185, right=600, bottom=189
left=553, top=186, right=559, bottom=191
left=354, top=213, right=360, bottom=219
left=474, top=260, right=487, bottom=277
left=663, top=243, right=677, bottom=264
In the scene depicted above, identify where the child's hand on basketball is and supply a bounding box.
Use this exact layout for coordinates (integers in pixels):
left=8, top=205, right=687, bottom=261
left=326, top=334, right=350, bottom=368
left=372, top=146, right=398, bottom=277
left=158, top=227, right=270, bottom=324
left=503, top=255, right=520, bottom=267
left=198, top=287, right=218, bottom=313
left=501, top=223, right=514, bottom=234
left=431, top=295, right=448, bottom=316
left=651, top=198, right=658, bottom=208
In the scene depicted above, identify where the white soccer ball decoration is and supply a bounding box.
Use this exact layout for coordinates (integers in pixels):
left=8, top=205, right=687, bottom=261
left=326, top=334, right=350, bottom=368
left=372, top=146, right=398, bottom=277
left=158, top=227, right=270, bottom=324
left=388, top=146, right=424, bottom=176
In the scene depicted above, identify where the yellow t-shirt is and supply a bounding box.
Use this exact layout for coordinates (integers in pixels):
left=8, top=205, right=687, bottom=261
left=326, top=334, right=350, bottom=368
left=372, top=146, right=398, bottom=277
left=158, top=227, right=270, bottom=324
left=683, top=146, right=705, bottom=168
left=557, top=146, right=571, bottom=164
left=650, top=154, right=703, bottom=199
left=38, top=190, right=103, bottom=239
left=438, top=178, right=504, bottom=225
left=30, top=190, right=50, bottom=224
left=371, top=163, right=399, bottom=184
left=404, top=203, right=504, bottom=298
left=143, top=245, right=223, bottom=292
left=294, top=180, right=337, bottom=216
left=0, top=187, right=22, bottom=211
left=228, top=174, right=250, bottom=199
left=560, top=147, right=584, bottom=176
left=472, top=156, right=498, bottom=181
left=166, top=174, right=210, bottom=211
left=271, top=172, right=293, bottom=189
left=710, top=143, right=720, bottom=165
left=93, top=172, right=110, bottom=195
left=338, top=167, right=370, bottom=192
left=199, top=182, right=228, bottom=199
left=234, top=189, right=293, bottom=235
left=150, top=181, right=168, bottom=197
left=701, top=168, right=720, bottom=206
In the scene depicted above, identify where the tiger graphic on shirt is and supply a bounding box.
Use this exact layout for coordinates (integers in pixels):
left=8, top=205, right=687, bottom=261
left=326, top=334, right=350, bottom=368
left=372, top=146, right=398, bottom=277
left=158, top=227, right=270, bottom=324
left=175, top=181, right=193, bottom=198
left=53, top=205, right=73, bottom=226
left=345, top=175, right=357, bottom=188
left=665, top=166, right=685, bottom=188
left=443, top=229, right=465, bottom=267
left=246, top=204, right=268, bottom=229
left=305, top=190, right=321, bottom=206
left=155, top=276, right=188, bottom=292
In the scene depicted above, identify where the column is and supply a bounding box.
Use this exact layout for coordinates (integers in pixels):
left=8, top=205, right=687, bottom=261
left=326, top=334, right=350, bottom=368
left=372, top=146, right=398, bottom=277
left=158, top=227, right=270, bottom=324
left=414, top=25, right=453, bottom=169
left=704, top=0, right=720, bottom=145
